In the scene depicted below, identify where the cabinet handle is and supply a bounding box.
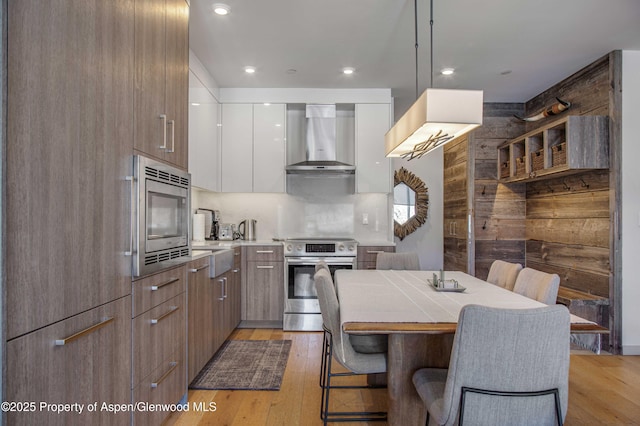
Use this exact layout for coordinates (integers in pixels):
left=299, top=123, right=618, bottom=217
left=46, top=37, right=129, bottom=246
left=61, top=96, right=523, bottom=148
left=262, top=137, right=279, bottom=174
left=167, top=119, right=175, bottom=153
left=55, top=317, right=114, bottom=346
left=125, top=176, right=135, bottom=256
left=189, top=265, right=209, bottom=273
left=159, top=114, right=167, bottom=149
left=151, top=278, right=180, bottom=291
left=366, top=250, right=385, bottom=254
left=218, top=278, right=225, bottom=300
left=256, top=250, right=274, bottom=254
left=151, top=361, right=178, bottom=389
left=233, top=269, right=239, bottom=273
left=223, top=277, right=228, bottom=299
left=256, top=265, right=274, bottom=269
left=151, top=306, right=179, bottom=324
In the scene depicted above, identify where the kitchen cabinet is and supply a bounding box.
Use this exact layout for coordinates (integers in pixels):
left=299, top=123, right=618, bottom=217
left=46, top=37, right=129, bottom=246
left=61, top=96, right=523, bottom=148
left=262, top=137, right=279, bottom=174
left=221, top=103, right=287, bottom=192
left=6, top=1, right=136, bottom=423
left=498, top=115, right=608, bottom=183
left=244, top=245, right=285, bottom=323
left=221, top=103, right=254, bottom=192
left=131, top=266, right=187, bottom=426
left=356, top=104, right=393, bottom=193
left=254, top=104, right=287, bottom=192
left=134, top=0, right=189, bottom=170
left=187, top=249, right=241, bottom=383
left=6, top=296, right=131, bottom=426
left=189, top=70, right=221, bottom=192
left=357, top=245, right=396, bottom=270
left=187, top=257, right=214, bottom=383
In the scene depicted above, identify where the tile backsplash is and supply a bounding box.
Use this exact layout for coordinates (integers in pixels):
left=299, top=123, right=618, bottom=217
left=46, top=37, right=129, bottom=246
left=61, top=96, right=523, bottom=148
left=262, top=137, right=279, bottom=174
left=193, top=189, right=392, bottom=242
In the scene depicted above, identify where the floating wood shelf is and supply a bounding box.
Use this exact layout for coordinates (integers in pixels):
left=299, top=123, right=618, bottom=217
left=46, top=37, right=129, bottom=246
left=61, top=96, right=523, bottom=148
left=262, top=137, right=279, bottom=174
left=498, top=116, right=608, bottom=183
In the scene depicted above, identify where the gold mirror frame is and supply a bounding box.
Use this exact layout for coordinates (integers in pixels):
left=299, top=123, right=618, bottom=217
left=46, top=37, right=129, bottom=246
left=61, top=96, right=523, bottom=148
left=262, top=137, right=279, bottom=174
left=393, top=167, right=429, bottom=240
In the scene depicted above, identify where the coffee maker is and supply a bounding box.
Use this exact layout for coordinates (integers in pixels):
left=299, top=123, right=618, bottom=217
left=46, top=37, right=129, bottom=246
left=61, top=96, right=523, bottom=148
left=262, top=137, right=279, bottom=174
left=195, top=208, right=220, bottom=240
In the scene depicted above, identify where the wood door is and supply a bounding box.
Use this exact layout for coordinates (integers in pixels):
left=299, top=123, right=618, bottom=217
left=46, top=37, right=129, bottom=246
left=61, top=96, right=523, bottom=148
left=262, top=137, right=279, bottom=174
left=134, top=0, right=168, bottom=161
left=6, top=296, right=131, bottom=426
left=164, top=0, right=189, bottom=170
left=187, top=259, right=213, bottom=382
left=6, top=0, right=133, bottom=339
left=443, top=136, right=472, bottom=273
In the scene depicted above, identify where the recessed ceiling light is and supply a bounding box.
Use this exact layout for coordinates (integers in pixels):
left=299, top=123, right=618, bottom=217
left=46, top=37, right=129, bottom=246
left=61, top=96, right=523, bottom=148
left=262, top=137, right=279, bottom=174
left=441, top=68, right=455, bottom=76
left=213, top=4, right=230, bottom=15
left=343, top=67, right=355, bottom=75
left=244, top=66, right=256, bottom=74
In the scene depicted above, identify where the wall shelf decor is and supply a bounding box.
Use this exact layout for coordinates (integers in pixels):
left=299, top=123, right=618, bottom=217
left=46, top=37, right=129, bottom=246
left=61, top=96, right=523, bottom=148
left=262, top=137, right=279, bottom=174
left=498, top=115, right=608, bottom=183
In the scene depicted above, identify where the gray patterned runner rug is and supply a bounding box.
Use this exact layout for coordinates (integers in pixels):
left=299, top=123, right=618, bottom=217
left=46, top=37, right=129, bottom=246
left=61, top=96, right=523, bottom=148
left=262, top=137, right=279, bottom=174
left=190, top=340, right=292, bottom=391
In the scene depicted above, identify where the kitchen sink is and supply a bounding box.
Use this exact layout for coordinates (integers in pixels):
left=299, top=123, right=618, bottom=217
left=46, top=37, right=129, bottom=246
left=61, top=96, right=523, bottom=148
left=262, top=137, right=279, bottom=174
left=192, top=248, right=234, bottom=277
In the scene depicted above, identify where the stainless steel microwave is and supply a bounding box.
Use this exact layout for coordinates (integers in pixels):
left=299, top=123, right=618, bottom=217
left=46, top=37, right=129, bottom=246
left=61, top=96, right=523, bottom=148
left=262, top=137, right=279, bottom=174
left=132, top=155, right=191, bottom=276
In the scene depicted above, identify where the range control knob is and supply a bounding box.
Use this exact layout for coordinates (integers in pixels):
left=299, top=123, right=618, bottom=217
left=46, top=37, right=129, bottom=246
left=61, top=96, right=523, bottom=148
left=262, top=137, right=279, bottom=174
left=338, top=244, right=345, bottom=251
left=348, top=244, right=355, bottom=252
left=285, top=244, right=293, bottom=252
left=296, top=244, right=303, bottom=252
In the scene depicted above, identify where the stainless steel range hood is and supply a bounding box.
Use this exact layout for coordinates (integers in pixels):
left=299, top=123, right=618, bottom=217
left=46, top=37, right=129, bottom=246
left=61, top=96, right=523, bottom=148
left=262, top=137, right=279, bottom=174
left=285, top=104, right=355, bottom=174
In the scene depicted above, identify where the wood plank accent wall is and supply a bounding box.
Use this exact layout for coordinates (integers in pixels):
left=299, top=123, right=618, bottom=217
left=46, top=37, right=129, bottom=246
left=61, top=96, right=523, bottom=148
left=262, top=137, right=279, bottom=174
left=523, top=56, right=611, bottom=298
left=472, top=104, right=526, bottom=280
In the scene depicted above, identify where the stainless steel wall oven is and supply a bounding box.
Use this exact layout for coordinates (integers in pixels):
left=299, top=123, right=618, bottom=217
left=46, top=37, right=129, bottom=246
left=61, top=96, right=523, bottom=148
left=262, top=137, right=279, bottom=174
left=283, top=238, right=357, bottom=331
left=132, top=155, right=191, bottom=276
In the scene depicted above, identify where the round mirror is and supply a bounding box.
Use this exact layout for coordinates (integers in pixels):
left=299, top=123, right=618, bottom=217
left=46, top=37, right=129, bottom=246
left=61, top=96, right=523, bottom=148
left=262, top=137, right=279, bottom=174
left=393, top=167, right=429, bottom=240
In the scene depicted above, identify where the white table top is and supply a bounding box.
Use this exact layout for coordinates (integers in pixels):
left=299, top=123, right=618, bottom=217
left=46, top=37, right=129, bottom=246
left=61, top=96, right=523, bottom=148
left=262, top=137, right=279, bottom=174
left=335, top=270, right=594, bottom=332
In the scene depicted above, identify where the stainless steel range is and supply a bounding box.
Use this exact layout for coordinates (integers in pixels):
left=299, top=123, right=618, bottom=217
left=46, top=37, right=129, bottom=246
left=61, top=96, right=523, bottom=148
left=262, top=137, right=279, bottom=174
left=283, top=238, right=358, bottom=331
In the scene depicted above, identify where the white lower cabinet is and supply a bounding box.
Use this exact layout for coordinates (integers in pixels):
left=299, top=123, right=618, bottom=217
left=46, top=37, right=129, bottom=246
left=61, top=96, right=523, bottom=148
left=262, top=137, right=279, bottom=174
left=5, top=296, right=131, bottom=426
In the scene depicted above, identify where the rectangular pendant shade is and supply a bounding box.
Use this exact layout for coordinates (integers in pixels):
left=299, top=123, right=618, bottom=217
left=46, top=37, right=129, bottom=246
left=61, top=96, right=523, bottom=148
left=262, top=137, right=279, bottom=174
left=385, top=88, right=484, bottom=158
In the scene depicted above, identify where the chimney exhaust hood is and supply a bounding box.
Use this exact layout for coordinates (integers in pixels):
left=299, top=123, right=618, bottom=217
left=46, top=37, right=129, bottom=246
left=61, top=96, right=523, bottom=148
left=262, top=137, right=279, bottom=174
left=285, top=104, right=355, bottom=174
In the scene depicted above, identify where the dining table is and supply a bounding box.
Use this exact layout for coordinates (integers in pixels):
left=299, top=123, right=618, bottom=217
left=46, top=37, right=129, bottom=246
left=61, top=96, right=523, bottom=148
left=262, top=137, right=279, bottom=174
left=334, top=269, right=608, bottom=426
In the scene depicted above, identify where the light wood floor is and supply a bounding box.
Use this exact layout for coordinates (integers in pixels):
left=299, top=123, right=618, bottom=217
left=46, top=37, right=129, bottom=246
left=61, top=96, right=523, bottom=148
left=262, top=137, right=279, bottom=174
left=166, top=329, right=640, bottom=425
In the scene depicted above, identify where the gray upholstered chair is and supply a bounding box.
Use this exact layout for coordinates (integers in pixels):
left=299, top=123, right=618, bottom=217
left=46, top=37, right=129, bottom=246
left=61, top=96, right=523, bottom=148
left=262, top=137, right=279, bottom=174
left=376, top=252, right=420, bottom=270
left=315, top=260, right=330, bottom=273
left=314, top=268, right=387, bottom=425
left=486, top=260, right=523, bottom=291
left=412, top=304, right=571, bottom=426
left=513, top=267, right=560, bottom=305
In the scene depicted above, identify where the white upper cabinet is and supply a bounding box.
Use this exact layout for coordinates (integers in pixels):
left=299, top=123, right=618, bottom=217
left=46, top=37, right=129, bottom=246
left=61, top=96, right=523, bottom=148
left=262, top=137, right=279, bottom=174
left=221, top=103, right=254, bottom=192
left=253, top=104, right=286, bottom=193
left=220, top=103, right=286, bottom=193
left=189, top=70, right=220, bottom=192
left=356, top=103, right=392, bottom=193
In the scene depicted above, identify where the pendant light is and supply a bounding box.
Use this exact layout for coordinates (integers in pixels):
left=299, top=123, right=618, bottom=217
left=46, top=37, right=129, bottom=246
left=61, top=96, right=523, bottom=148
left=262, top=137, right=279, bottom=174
left=385, top=0, right=483, bottom=160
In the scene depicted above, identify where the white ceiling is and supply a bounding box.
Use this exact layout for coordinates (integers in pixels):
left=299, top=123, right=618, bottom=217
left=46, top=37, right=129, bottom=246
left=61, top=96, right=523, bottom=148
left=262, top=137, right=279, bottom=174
left=189, top=0, right=640, bottom=117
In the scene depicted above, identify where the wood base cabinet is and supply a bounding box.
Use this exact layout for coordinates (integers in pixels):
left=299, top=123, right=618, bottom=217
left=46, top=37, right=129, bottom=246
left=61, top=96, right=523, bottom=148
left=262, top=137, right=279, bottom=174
left=357, top=245, right=395, bottom=270
left=132, top=266, right=187, bottom=426
left=244, top=246, right=284, bottom=322
left=6, top=296, right=131, bottom=426
left=187, top=257, right=214, bottom=383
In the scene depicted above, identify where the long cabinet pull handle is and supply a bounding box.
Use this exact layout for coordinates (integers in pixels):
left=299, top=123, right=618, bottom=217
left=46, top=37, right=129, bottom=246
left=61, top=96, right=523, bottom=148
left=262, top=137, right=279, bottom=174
left=151, top=278, right=180, bottom=291
left=167, top=120, right=175, bottom=153
left=55, top=317, right=114, bottom=346
left=188, top=265, right=209, bottom=273
left=256, top=265, right=274, bottom=269
left=223, top=277, right=228, bottom=299
left=366, top=250, right=385, bottom=254
left=125, top=176, right=135, bottom=256
left=218, top=278, right=225, bottom=300
left=256, top=250, right=274, bottom=254
left=233, top=269, right=239, bottom=273
left=151, top=361, right=178, bottom=389
left=159, top=114, right=167, bottom=149
left=151, top=306, right=179, bottom=324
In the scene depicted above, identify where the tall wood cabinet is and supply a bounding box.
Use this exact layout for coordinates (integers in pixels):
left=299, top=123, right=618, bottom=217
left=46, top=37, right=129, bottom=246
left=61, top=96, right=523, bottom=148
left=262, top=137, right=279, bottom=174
left=134, top=0, right=189, bottom=170
left=5, top=2, right=134, bottom=422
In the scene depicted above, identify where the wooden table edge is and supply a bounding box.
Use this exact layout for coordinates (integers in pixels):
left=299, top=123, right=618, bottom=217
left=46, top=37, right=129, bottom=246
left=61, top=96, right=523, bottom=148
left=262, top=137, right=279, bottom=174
left=342, top=322, right=609, bottom=334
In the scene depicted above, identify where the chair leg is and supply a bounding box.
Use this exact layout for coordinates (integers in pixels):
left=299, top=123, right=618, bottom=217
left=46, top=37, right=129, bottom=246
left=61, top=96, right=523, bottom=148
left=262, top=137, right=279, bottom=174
left=319, top=332, right=386, bottom=424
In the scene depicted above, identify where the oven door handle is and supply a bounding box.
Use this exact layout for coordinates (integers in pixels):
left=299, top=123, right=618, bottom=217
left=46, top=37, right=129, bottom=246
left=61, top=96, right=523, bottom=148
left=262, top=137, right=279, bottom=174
left=285, top=257, right=355, bottom=266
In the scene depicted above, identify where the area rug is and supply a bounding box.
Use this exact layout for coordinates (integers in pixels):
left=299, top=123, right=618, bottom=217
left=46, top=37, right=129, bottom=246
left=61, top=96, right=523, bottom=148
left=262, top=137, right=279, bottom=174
left=190, top=340, right=292, bottom=391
